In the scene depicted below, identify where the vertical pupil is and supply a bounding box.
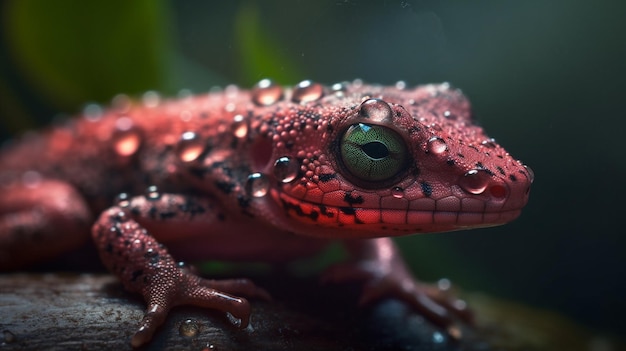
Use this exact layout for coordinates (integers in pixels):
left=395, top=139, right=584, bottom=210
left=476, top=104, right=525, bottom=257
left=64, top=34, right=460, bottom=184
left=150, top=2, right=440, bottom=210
left=361, top=141, right=389, bottom=159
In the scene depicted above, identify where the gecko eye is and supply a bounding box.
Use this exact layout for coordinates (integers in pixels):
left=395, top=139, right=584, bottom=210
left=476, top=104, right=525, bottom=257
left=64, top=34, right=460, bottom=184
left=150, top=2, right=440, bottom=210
left=339, top=123, right=408, bottom=184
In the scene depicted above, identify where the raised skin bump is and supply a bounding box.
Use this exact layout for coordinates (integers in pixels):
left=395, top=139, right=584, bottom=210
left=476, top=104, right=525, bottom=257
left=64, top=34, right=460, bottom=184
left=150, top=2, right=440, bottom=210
left=0, top=80, right=532, bottom=346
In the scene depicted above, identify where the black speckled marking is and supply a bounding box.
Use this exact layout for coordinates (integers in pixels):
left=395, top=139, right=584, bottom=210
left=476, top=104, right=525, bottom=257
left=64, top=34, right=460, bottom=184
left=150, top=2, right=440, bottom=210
left=159, top=211, right=176, bottom=220
left=446, top=159, right=456, bottom=166
left=509, top=174, right=518, bottom=182
left=343, top=192, right=364, bottom=205
left=148, top=207, right=157, bottom=219
left=319, top=173, right=336, bottom=182
left=318, top=204, right=334, bottom=218
left=237, top=195, right=251, bottom=209
left=420, top=182, right=433, bottom=197
left=215, top=181, right=235, bottom=194
left=496, top=166, right=506, bottom=175
left=339, top=207, right=356, bottom=215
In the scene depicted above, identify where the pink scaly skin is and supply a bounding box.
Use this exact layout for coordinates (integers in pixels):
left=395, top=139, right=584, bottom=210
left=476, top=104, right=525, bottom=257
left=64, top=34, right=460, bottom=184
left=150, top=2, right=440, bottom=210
left=0, top=80, right=532, bottom=347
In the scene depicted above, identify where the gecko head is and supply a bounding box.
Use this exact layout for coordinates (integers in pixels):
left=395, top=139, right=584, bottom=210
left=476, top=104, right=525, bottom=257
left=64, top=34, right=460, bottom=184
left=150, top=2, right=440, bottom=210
left=252, top=81, right=533, bottom=238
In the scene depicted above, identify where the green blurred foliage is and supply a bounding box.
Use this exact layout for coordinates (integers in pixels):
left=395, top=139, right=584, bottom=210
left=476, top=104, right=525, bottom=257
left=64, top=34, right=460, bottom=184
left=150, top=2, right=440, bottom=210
left=234, top=1, right=301, bottom=85
left=4, top=0, right=172, bottom=105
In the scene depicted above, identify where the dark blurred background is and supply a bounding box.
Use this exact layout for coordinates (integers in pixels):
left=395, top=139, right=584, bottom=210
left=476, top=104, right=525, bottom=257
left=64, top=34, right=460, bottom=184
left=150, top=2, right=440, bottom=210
left=1, top=0, right=624, bottom=342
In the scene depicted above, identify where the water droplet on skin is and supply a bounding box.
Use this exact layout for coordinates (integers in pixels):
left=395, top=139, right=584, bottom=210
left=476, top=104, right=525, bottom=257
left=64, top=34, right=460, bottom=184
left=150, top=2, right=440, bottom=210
left=391, top=187, right=404, bottom=198
left=331, top=82, right=347, bottom=93
left=481, top=138, right=497, bottom=148
left=146, top=185, right=160, bottom=200
left=459, top=169, right=490, bottom=195
left=142, top=91, right=161, bottom=108
left=111, top=94, right=132, bottom=113
left=291, top=80, right=324, bottom=103
left=113, top=117, right=141, bottom=157
left=427, top=137, right=447, bottom=154
left=252, top=79, right=283, bottom=106
left=83, top=103, right=103, bottom=121
left=177, top=88, right=193, bottom=99
left=176, top=132, right=204, bottom=163
left=437, top=278, right=451, bottom=291
left=359, top=98, right=393, bottom=123
left=21, top=170, right=42, bottom=188
left=273, top=157, right=299, bottom=183
left=246, top=173, right=269, bottom=197
left=115, top=211, right=129, bottom=222
left=233, top=115, right=248, bottom=138
left=116, top=193, right=130, bottom=208
left=395, top=81, right=407, bottom=90
left=144, top=248, right=158, bottom=258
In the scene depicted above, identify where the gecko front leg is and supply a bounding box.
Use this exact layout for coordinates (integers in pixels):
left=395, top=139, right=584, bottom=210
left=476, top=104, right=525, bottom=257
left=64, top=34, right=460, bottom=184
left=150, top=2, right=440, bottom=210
left=91, top=193, right=269, bottom=347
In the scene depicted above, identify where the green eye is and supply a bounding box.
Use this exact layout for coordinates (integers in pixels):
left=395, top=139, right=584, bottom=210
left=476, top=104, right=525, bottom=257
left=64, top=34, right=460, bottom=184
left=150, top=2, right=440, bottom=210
left=340, top=123, right=408, bottom=183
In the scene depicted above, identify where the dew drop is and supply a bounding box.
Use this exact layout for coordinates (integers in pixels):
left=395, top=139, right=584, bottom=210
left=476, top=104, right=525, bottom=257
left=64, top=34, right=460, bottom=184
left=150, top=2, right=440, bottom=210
left=83, top=103, right=103, bottom=121
left=359, top=98, right=393, bottom=123
left=395, top=80, right=407, bottom=90
left=176, top=131, right=204, bottom=163
left=113, top=117, right=141, bottom=157
left=144, top=248, right=158, bottom=258
left=142, top=91, right=161, bottom=108
left=114, top=211, right=129, bottom=222
left=245, top=173, right=269, bottom=197
left=21, top=170, right=42, bottom=188
left=391, top=187, right=404, bottom=199
left=427, top=137, right=447, bottom=154
left=177, top=88, right=193, bottom=99
left=481, top=138, right=497, bottom=148
left=146, top=185, right=160, bottom=200
left=437, top=278, right=451, bottom=291
left=233, top=114, right=248, bottom=138
left=116, top=193, right=131, bottom=208
left=111, top=94, right=132, bottom=113
left=292, top=80, right=324, bottom=103
left=331, top=82, right=347, bottom=93
left=252, top=79, right=283, bottom=106
left=273, top=157, right=299, bottom=183
left=459, top=169, right=490, bottom=195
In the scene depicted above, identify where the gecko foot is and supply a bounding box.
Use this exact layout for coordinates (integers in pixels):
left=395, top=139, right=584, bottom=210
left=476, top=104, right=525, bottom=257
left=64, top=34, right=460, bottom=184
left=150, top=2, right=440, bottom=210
left=322, top=260, right=473, bottom=332
left=130, top=271, right=269, bottom=347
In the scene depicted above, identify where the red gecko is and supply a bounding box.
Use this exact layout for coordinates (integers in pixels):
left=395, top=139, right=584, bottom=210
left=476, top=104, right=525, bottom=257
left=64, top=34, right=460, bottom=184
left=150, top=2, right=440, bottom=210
left=0, top=80, right=532, bottom=347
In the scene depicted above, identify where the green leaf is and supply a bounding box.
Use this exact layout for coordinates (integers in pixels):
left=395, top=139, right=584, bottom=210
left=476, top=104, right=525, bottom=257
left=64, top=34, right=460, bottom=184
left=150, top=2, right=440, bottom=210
left=5, top=0, right=173, bottom=108
left=234, top=1, right=301, bottom=85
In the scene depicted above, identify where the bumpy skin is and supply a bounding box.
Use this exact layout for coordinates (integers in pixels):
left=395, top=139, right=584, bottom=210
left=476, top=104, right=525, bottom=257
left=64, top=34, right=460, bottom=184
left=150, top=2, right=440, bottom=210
left=0, top=80, right=532, bottom=347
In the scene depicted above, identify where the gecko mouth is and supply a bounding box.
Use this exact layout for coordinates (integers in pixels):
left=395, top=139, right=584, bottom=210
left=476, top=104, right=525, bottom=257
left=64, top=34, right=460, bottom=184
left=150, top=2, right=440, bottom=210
left=273, top=189, right=522, bottom=237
